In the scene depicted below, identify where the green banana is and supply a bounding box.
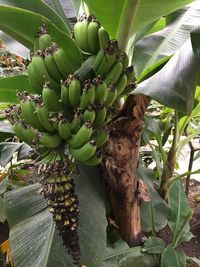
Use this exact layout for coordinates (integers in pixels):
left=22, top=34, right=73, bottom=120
left=58, top=120, right=71, bottom=140
left=53, top=45, right=74, bottom=77
left=94, top=49, right=105, bottom=71
left=80, top=82, right=95, bottom=110
left=30, top=53, right=60, bottom=91
left=36, top=104, right=55, bottom=132
left=119, top=52, right=129, bottom=68
left=104, top=61, right=123, bottom=86
left=68, top=122, right=93, bottom=148
left=38, top=132, right=62, bottom=148
left=94, top=129, right=109, bottom=147
left=74, top=18, right=90, bottom=52
left=104, top=84, right=118, bottom=107
left=42, top=84, right=62, bottom=112
left=87, top=19, right=100, bottom=54
left=34, top=24, right=52, bottom=51
left=93, top=106, right=106, bottom=127
left=93, top=77, right=108, bottom=104
left=82, top=153, right=102, bottom=166
left=68, top=75, right=81, bottom=108
left=116, top=74, right=128, bottom=96
left=98, top=27, right=110, bottom=49
left=21, top=100, right=46, bottom=131
left=61, top=81, right=69, bottom=106
left=13, top=123, right=31, bottom=144
left=23, top=126, right=37, bottom=145
left=44, top=47, right=64, bottom=82
left=125, top=66, right=135, bottom=85
left=69, top=140, right=97, bottom=161
left=27, top=63, right=43, bottom=94
left=95, top=51, right=117, bottom=78
left=69, top=113, right=81, bottom=133
left=38, top=33, right=52, bottom=51
left=83, top=106, right=95, bottom=123
left=120, top=82, right=136, bottom=96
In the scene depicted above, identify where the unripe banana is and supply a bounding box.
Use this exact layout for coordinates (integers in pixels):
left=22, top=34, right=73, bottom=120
left=119, top=52, right=129, bottom=68
left=87, top=19, right=100, bottom=54
left=80, top=82, right=95, bottom=110
left=21, top=100, right=45, bottom=131
left=82, top=153, right=102, bottom=166
left=116, top=74, right=128, bottom=96
left=34, top=24, right=52, bottom=51
left=27, top=63, right=43, bottom=94
left=58, top=120, right=71, bottom=140
left=95, top=52, right=116, bottom=78
left=93, top=106, right=106, bottom=127
left=44, top=47, right=64, bottom=82
left=23, top=126, right=37, bottom=145
left=104, top=84, right=118, bottom=107
left=53, top=45, right=74, bottom=77
left=83, top=106, right=95, bottom=123
left=94, top=49, right=105, bottom=71
left=98, top=27, right=110, bottom=49
left=104, top=61, right=123, bottom=86
left=68, top=74, right=81, bottom=108
left=69, top=113, right=81, bottom=133
left=37, top=132, right=62, bottom=148
left=74, top=18, right=90, bottom=52
left=125, top=66, right=135, bottom=85
left=42, top=84, right=62, bottom=112
left=38, top=33, right=52, bottom=51
left=30, top=53, right=60, bottom=91
left=69, top=140, right=97, bottom=161
left=13, top=123, right=31, bottom=144
left=94, top=129, right=109, bottom=147
left=36, top=104, right=55, bottom=132
left=93, top=76, right=108, bottom=104
left=61, top=81, right=69, bottom=106
left=68, top=122, right=93, bottom=148
left=120, top=82, right=136, bottom=96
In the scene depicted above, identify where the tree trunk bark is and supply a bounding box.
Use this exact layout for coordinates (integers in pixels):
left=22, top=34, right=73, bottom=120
left=101, top=95, right=149, bottom=246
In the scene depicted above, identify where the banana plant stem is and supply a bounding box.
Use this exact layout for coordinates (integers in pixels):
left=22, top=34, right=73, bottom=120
left=116, top=0, right=140, bottom=51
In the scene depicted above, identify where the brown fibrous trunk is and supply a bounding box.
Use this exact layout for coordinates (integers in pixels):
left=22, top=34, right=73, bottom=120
left=101, top=95, right=150, bottom=246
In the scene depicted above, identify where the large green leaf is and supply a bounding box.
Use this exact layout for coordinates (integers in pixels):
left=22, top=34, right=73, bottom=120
left=134, top=28, right=200, bottom=114
left=0, top=75, right=34, bottom=103
left=0, top=6, right=82, bottom=70
left=4, top=165, right=107, bottom=267
left=168, top=180, right=193, bottom=245
left=139, top=167, right=168, bottom=233
left=102, top=245, right=158, bottom=267
left=161, top=245, right=186, bottom=267
left=133, top=1, right=200, bottom=78
left=142, top=237, right=166, bottom=254
left=0, top=0, right=69, bottom=34
left=84, top=0, right=194, bottom=49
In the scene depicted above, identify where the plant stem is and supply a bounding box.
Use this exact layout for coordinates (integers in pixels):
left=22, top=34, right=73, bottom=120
left=184, top=128, right=194, bottom=196
left=160, top=111, right=179, bottom=194
left=116, top=0, right=140, bottom=51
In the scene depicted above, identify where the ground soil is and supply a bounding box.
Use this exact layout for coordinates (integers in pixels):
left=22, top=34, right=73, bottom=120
left=159, top=179, right=200, bottom=267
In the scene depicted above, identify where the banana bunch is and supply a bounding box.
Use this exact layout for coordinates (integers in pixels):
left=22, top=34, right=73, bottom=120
left=6, top=19, right=137, bottom=267
left=74, top=14, right=110, bottom=54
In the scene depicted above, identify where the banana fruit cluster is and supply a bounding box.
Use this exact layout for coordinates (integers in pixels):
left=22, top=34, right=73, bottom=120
left=74, top=14, right=110, bottom=54
left=5, top=18, right=136, bottom=267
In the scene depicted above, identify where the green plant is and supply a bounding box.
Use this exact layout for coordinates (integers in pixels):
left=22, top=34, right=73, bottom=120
left=0, top=0, right=200, bottom=266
